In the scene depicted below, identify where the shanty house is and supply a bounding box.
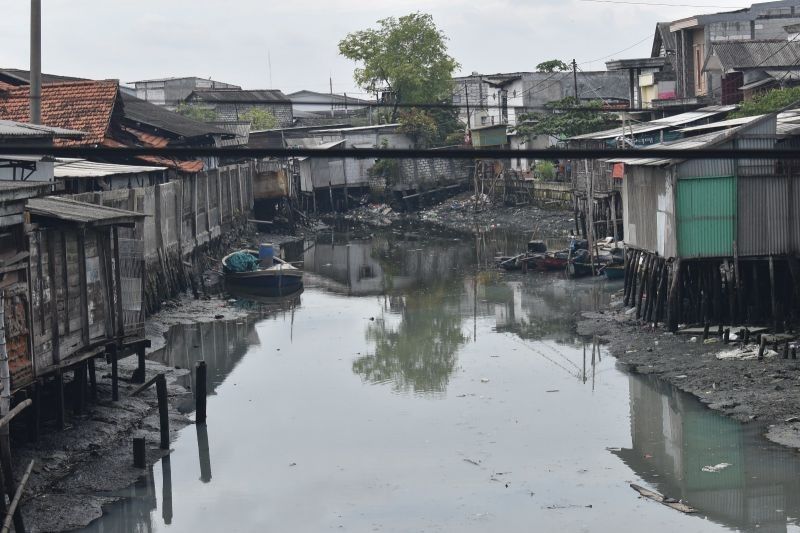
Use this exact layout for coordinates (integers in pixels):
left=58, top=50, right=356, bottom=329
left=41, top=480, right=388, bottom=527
left=0, top=120, right=85, bottom=181
left=613, top=111, right=800, bottom=329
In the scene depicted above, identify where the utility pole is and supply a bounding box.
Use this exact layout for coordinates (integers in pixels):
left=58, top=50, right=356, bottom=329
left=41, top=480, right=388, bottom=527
left=464, top=82, right=471, bottom=130
left=329, top=77, right=334, bottom=118
left=572, top=58, right=579, bottom=103
left=267, top=49, right=273, bottom=90
left=30, top=0, right=41, bottom=124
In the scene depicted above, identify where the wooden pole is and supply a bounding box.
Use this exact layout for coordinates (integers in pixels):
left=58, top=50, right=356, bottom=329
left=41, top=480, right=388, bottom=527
left=88, top=358, right=97, bottom=401
left=197, top=424, right=212, bottom=483
left=162, top=455, right=173, bottom=524
left=133, top=345, right=146, bottom=384
left=0, top=459, right=33, bottom=533
left=195, top=361, right=207, bottom=424
left=133, top=437, right=146, bottom=468
left=733, top=241, right=743, bottom=323
left=27, top=384, right=39, bottom=443
left=0, top=434, right=24, bottom=533
left=667, top=259, right=682, bottom=332
left=770, top=256, right=780, bottom=332
left=156, top=374, right=169, bottom=449
left=109, top=343, right=119, bottom=402
left=55, top=370, right=65, bottom=430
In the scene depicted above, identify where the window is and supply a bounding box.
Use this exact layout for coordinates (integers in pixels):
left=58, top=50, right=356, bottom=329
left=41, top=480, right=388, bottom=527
left=481, top=116, right=488, bottom=125
left=452, top=94, right=461, bottom=104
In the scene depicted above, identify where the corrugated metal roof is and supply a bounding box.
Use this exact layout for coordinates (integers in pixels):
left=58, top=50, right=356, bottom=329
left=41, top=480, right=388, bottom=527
left=678, top=115, right=762, bottom=133
left=570, top=106, right=737, bottom=140
left=27, top=196, right=145, bottom=226
left=294, top=140, right=346, bottom=161
left=311, top=124, right=401, bottom=134
left=0, top=120, right=86, bottom=138
left=53, top=159, right=166, bottom=179
left=188, top=89, right=290, bottom=104
left=706, top=40, right=800, bottom=70
left=605, top=130, right=731, bottom=165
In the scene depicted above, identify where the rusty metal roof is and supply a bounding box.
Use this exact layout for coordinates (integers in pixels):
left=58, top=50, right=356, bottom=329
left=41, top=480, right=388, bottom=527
left=27, top=196, right=145, bottom=227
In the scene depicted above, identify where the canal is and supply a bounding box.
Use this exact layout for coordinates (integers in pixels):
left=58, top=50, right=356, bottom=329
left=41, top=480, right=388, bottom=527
left=81, top=228, right=800, bottom=532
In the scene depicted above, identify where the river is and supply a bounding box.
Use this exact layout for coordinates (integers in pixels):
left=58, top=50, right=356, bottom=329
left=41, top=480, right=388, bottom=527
left=80, top=227, right=800, bottom=532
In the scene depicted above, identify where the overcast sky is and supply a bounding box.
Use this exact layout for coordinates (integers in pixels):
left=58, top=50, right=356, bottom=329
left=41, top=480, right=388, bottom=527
left=0, top=0, right=751, bottom=98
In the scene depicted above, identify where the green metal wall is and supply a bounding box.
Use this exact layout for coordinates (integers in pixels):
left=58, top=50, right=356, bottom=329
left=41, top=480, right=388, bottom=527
left=677, top=176, right=736, bottom=258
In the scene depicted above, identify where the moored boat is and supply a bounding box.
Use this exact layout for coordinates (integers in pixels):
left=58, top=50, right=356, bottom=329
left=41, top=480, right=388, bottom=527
left=222, top=249, right=304, bottom=295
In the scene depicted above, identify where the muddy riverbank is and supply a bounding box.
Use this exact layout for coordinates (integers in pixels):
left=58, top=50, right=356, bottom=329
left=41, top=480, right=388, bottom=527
left=14, top=294, right=264, bottom=532
left=578, top=293, right=800, bottom=450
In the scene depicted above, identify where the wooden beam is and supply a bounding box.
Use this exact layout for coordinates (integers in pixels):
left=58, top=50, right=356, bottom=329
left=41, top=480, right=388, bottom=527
left=0, top=459, right=33, bottom=533
left=77, top=230, right=89, bottom=346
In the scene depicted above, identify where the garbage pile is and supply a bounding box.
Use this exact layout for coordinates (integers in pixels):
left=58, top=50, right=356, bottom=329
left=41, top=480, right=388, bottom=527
left=344, top=203, right=400, bottom=227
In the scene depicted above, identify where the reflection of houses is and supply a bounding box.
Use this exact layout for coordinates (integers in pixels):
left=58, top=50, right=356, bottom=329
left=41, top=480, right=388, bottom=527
left=615, top=375, right=800, bottom=533
left=303, top=234, right=474, bottom=296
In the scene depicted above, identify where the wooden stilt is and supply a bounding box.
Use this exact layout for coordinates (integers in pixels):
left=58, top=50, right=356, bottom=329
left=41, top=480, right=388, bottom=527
left=667, top=259, right=682, bottom=331
left=88, top=358, right=97, bottom=402
left=0, top=433, right=24, bottom=533
left=156, top=374, right=169, bottom=449
left=27, top=383, right=39, bottom=443
left=770, top=256, right=780, bottom=332
left=110, top=344, right=119, bottom=402
left=55, top=371, right=65, bottom=431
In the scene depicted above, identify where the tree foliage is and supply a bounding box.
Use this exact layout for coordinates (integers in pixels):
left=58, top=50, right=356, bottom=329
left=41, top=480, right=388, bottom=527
left=398, top=103, right=463, bottom=148
left=517, top=97, right=617, bottom=139
left=176, top=103, right=218, bottom=122
left=238, top=107, right=279, bottom=131
left=338, top=12, right=460, bottom=119
left=536, top=59, right=570, bottom=73
left=729, top=86, right=800, bottom=118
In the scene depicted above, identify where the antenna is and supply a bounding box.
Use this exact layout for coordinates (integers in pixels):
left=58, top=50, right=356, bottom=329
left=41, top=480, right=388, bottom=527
left=268, top=49, right=273, bottom=89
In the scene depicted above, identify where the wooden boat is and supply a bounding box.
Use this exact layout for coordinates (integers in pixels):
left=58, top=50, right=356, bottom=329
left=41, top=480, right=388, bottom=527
left=222, top=250, right=303, bottom=295
left=527, top=251, right=570, bottom=271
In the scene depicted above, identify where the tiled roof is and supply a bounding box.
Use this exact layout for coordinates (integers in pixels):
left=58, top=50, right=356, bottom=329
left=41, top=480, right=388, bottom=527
left=0, top=80, right=118, bottom=145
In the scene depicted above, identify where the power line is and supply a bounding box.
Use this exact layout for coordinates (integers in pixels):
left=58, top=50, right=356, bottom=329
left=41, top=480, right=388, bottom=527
left=578, top=34, right=656, bottom=66
left=1, top=145, right=799, bottom=160
left=578, top=0, right=746, bottom=7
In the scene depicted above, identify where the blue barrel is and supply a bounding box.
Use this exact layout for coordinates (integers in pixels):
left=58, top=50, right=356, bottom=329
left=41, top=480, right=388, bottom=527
left=258, top=243, right=275, bottom=266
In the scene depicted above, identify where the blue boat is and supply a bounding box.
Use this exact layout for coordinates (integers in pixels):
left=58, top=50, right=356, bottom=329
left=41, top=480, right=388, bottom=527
left=222, top=250, right=304, bottom=296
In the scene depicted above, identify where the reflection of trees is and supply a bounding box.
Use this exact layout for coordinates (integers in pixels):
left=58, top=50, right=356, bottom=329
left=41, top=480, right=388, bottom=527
left=353, top=284, right=467, bottom=394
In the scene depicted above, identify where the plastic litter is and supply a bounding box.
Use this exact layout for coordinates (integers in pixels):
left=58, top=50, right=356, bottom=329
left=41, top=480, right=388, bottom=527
left=701, top=463, right=732, bottom=473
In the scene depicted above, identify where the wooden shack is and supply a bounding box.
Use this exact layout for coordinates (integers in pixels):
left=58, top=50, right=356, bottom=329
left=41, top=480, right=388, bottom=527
left=614, top=112, right=800, bottom=330
left=25, top=197, right=145, bottom=428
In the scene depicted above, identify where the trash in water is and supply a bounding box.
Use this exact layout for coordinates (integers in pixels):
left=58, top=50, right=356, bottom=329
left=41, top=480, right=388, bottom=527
left=480, top=378, right=490, bottom=383
left=464, top=458, right=481, bottom=466
left=702, top=463, right=732, bottom=473
left=630, top=483, right=695, bottom=514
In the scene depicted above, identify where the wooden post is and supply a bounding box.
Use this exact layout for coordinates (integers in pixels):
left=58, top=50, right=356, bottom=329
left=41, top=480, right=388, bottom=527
left=77, top=230, right=90, bottom=347
left=0, top=433, right=24, bottom=533
left=783, top=341, right=789, bottom=359
left=0, top=459, right=32, bottom=533
left=55, top=370, right=65, bottom=430
left=733, top=241, right=743, bottom=323
left=636, top=255, right=650, bottom=319
left=109, top=343, right=119, bottom=402
left=73, top=362, right=86, bottom=416
left=667, top=259, right=682, bottom=332
left=133, top=436, right=146, bottom=468
left=88, top=358, right=97, bottom=401
left=156, top=374, right=169, bottom=449
left=195, top=361, right=207, bottom=424
left=770, top=256, right=780, bottom=332
left=758, top=335, right=766, bottom=360
left=132, top=345, right=146, bottom=384
left=793, top=346, right=797, bottom=360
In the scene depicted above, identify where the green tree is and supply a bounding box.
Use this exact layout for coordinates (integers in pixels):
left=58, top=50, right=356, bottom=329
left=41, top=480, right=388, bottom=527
left=517, top=97, right=618, bottom=139
left=176, top=102, right=218, bottom=122
left=729, top=86, right=800, bottom=118
left=338, top=12, right=460, bottom=120
left=238, top=107, right=279, bottom=130
left=536, top=59, right=570, bottom=73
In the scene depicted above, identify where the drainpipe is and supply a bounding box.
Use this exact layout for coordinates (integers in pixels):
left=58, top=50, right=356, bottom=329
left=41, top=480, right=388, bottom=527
left=30, top=0, right=42, bottom=124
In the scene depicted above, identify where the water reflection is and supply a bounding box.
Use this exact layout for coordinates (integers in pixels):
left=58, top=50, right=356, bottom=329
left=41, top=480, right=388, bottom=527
left=354, top=282, right=468, bottom=394
left=615, top=375, right=800, bottom=532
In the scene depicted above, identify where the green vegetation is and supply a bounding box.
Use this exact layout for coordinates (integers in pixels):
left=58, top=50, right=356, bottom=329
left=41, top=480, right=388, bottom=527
left=517, top=97, right=618, bottom=139
left=535, top=160, right=556, bottom=180
left=536, top=59, right=570, bottom=73
left=176, top=102, right=218, bottom=122
left=340, top=12, right=463, bottom=148
left=238, top=107, right=279, bottom=131
left=729, top=86, right=800, bottom=118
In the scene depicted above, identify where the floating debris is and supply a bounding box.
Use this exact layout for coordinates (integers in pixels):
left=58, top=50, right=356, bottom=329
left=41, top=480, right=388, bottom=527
left=630, top=483, right=695, bottom=514
left=701, top=463, right=732, bottom=473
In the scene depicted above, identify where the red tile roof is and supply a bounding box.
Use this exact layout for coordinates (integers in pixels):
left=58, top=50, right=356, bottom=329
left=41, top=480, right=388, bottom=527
left=0, top=80, right=118, bottom=145
left=101, top=137, right=204, bottom=173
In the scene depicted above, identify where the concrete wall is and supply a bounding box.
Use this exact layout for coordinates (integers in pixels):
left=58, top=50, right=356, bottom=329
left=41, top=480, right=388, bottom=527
left=396, top=158, right=471, bottom=190
left=210, top=103, right=294, bottom=128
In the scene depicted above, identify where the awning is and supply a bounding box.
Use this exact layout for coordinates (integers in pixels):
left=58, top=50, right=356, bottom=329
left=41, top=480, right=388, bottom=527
left=27, top=196, right=145, bottom=227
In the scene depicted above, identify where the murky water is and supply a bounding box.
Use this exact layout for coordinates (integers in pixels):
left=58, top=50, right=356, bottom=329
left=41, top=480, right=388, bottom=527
left=81, top=229, right=800, bottom=532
